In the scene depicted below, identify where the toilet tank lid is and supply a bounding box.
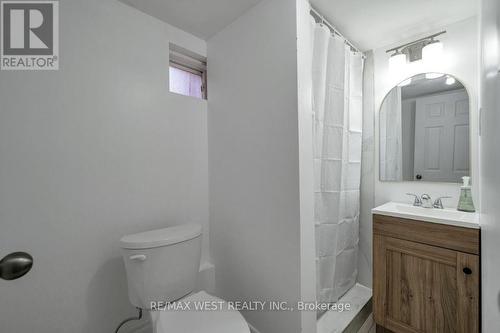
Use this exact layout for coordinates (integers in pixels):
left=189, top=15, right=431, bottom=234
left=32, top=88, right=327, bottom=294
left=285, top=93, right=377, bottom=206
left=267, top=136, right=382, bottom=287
left=120, top=224, right=202, bottom=249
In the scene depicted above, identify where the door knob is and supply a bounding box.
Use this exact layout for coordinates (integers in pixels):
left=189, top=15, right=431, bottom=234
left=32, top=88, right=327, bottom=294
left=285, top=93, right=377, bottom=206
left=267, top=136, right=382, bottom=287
left=463, top=267, right=472, bottom=275
left=0, top=252, right=33, bottom=280
left=415, top=174, right=422, bottom=180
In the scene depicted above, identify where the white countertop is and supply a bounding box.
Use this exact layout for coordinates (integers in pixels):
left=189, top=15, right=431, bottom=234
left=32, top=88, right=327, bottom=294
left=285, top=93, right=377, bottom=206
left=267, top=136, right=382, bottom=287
left=372, top=201, right=480, bottom=229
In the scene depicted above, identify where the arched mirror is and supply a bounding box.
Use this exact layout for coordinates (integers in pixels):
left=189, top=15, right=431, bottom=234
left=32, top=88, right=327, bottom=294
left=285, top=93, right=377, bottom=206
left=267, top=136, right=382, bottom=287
left=379, top=73, right=470, bottom=182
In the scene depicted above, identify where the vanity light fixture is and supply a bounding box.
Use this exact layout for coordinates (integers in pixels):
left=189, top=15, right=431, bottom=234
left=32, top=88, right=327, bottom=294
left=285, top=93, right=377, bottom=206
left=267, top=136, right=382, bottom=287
left=446, top=76, right=456, bottom=85
left=387, top=31, right=446, bottom=69
left=422, top=38, right=444, bottom=63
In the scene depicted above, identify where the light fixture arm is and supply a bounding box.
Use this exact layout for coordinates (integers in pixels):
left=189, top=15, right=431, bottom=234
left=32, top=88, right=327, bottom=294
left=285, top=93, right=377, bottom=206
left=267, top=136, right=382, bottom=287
left=386, top=31, right=446, bottom=54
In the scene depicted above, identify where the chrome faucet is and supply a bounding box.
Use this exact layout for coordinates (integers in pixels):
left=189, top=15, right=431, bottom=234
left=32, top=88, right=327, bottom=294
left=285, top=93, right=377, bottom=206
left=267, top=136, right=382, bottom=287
left=406, top=193, right=451, bottom=209
left=406, top=193, right=422, bottom=207
left=420, top=194, right=433, bottom=208
left=433, top=196, right=451, bottom=209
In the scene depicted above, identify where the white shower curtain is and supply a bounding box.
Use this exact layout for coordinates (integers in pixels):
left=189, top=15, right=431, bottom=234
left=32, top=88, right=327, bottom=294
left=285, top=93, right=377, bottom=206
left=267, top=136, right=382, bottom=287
left=379, top=87, right=403, bottom=181
left=311, top=21, right=363, bottom=303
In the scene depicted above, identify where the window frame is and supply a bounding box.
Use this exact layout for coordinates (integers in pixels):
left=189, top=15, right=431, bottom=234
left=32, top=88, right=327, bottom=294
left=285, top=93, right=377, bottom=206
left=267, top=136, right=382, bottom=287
left=169, top=43, right=207, bottom=99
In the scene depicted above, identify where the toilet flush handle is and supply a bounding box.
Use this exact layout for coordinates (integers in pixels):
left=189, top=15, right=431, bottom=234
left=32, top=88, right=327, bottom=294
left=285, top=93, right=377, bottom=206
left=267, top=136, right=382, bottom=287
left=129, top=254, right=147, bottom=262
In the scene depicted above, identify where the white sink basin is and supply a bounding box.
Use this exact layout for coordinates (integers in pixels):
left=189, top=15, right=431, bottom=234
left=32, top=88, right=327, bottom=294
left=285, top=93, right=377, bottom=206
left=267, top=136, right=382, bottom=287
left=372, top=202, right=479, bottom=229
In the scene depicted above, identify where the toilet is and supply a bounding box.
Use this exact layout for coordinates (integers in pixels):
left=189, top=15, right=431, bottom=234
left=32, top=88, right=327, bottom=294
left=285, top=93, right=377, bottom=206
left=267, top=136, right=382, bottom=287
left=120, top=224, right=250, bottom=333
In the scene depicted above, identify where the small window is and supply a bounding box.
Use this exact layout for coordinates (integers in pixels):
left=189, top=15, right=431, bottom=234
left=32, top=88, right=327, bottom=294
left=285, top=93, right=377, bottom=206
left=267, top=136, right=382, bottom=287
left=169, top=43, right=207, bottom=99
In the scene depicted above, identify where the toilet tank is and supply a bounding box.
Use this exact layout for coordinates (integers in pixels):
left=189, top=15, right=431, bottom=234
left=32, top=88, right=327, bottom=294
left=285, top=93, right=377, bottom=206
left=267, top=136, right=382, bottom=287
left=120, top=224, right=202, bottom=309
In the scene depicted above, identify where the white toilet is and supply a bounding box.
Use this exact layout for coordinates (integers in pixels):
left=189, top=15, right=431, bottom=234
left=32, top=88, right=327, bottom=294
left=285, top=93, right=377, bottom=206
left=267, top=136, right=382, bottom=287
left=120, top=224, right=250, bottom=333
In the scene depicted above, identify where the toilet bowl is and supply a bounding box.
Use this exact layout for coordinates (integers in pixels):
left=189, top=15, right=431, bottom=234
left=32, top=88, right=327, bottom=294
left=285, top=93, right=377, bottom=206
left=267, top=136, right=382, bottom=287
left=153, top=291, right=249, bottom=333
left=120, top=224, right=249, bottom=333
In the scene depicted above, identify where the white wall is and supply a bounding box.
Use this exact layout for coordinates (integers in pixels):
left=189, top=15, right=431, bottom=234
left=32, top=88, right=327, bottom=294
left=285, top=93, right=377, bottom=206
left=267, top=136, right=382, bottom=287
left=207, top=0, right=314, bottom=332
left=479, top=0, right=500, bottom=331
left=296, top=0, right=318, bottom=331
left=0, top=1, right=209, bottom=332
left=373, top=17, right=480, bottom=209
left=358, top=51, right=376, bottom=288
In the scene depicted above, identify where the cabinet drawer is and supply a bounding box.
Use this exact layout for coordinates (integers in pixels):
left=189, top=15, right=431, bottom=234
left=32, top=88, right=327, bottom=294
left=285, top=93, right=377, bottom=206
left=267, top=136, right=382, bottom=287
left=373, top=214, right=480, bottom=255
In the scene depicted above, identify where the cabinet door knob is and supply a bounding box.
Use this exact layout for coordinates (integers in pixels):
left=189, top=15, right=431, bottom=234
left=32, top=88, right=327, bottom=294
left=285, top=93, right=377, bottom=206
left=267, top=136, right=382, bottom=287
left=463, top=267, right=472, bottom=275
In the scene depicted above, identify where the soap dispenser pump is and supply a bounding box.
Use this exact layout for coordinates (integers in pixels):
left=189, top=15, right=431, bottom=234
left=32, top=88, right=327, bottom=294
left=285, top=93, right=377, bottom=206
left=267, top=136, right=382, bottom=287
left=457, top=176, right=475, bottom=212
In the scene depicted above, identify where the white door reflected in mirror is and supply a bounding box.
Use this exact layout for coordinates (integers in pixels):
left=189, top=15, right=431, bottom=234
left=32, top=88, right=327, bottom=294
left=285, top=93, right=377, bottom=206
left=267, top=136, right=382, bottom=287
left=379, top=73, right=470, bottom=183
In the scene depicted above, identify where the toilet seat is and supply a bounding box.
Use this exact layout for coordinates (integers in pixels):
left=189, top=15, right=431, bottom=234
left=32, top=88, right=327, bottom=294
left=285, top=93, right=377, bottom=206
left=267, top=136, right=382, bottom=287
left=154, top=291, right=250, bottom=333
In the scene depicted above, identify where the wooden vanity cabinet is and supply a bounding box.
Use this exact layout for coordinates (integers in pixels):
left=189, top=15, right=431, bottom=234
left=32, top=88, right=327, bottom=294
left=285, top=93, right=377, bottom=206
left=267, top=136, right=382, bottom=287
left=373, top=214, right=480, bottom=333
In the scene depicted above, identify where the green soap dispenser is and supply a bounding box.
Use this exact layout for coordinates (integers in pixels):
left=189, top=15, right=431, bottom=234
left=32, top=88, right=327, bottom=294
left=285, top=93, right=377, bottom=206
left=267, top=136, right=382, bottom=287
left=457, top=176, right=475, bottom=212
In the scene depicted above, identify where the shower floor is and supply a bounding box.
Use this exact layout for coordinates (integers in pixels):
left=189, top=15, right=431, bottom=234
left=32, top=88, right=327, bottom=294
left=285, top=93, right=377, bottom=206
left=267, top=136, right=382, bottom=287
left=317, top=283, right=372, bottom=333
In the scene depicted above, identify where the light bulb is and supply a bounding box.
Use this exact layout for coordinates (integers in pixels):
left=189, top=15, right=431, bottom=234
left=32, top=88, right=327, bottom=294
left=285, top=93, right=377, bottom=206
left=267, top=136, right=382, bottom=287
left=422, top=40, right=444, bottom=63
left=389, top=52, right=406, bottom=72
left=426, top=72, right=445, bottom=79
left=446, top=76, right=456, bottom=85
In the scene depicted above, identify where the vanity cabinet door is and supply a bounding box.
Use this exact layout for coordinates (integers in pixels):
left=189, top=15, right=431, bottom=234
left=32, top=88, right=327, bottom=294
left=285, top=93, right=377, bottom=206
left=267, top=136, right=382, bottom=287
left=373, top=235, right=479, bottom=333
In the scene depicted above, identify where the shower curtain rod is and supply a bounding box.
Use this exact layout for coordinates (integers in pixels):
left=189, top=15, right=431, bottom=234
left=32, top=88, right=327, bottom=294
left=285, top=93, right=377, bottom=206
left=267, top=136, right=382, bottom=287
left=310, top=6, right=364, bottom=56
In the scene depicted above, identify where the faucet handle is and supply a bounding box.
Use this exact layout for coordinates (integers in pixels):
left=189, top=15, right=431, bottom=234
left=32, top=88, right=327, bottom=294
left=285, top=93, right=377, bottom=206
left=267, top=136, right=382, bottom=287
left=406, top=193, right=422, bottom=206
left=433, top=196, right=451, bottom=209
